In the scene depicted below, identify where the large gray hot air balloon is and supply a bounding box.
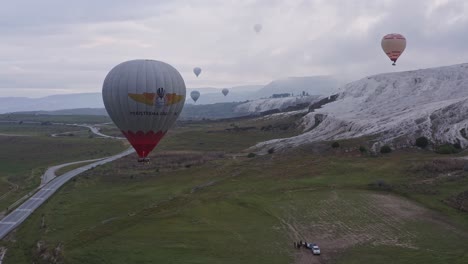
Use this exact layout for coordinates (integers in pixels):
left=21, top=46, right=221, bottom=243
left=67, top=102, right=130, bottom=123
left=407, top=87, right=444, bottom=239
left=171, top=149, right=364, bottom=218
left=222, top=88, right=229, bottom=96
left=253, top=24, right=262, bottom=34
left=193, top=67, right=202, bottom=77
left=190, top=90, right=200, bottom=102
left=102, top=59, right=186, bottom=161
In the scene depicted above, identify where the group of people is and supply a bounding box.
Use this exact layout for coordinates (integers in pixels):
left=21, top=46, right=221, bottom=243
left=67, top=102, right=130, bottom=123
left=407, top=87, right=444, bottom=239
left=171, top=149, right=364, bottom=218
left=294, top=240, right=312, bottom=249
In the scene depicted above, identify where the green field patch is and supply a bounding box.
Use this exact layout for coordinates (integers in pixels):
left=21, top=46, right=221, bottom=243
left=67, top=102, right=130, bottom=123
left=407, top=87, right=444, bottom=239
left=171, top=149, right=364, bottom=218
left=0, top=135, right=126, bottom=209
left=3, top=117, right=468, bottom=263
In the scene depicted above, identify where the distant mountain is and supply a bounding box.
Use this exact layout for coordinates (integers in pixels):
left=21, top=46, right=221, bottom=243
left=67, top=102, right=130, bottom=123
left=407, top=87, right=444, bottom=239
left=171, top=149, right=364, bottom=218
left=179, top=102, right=246, bottom=120
left=254, top=76, right=339, bottom=98
left=0, top=76, right=339, bottom=113
left=186, top=85, right=263, bottom=105
left=11, top=103, right=246, bottom=120
left=253, top=63, right=468, bottom=152
left=185, top=76, right=339, bottom=105
left=32, top=108, right=108, bottom=116
left=0, top=93, right=103, bottom=114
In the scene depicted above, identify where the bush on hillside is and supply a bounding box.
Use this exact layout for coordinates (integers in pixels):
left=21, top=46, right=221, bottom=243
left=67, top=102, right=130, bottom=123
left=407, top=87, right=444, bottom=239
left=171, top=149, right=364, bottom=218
left=435, top=144, right=461, bottom=154
left=380, top=145, right=392, bottom=154
left=267, top=148, right=275, bottom=154
left=247, top=153, right=256, bottom=158
left=331, top=142, right=340, bottom=148
left=359, top=146, right=367, bottom=153
left=415, top=136, right=429, bottom=149
left=368, top=179, right=392, bottom=191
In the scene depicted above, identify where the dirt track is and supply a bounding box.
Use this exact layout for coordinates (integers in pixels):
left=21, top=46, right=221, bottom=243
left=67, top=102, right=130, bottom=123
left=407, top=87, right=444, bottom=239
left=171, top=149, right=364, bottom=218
left=279, top=190, right=464, bottom=264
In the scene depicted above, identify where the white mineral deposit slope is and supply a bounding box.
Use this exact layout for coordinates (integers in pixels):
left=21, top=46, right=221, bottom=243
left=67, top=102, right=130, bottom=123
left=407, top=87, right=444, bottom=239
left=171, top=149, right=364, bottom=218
left=234, top=95, right=323, bottom=114
left=253, top=63, right=468, bottom=152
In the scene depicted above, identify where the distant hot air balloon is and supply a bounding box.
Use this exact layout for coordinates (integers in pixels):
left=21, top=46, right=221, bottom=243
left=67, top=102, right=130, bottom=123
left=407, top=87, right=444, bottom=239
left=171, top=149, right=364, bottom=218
left=222, top=88, right=229, bottom=96
left=191, top=90, right=200, bottom=102
left=102, top=59, right=186, bottom=162
left=253, top=24, right=262, bottom=34
left=381, top=33, right=406, bottom=66
left=193, top=67, right=202, bottom=77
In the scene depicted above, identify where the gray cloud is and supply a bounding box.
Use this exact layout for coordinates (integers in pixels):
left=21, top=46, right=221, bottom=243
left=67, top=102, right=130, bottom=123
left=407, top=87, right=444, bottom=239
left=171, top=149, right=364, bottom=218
left=1, top=0, right=468, bottom=97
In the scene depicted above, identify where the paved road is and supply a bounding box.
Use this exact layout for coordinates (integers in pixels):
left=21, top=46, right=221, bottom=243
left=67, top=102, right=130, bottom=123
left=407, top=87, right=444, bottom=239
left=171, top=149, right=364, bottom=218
left=0, top=148, right=134, bottom=239
left=75, top=124, right=124, bottom=139
left=40, top=158, right=106, bottom=186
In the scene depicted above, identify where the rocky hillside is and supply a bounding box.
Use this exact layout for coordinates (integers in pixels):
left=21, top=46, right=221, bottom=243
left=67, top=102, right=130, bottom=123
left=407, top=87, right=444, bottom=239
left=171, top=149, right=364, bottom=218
left=253, top=63, right=468, bottom=152
left=234, top=95, right=322, bottom=114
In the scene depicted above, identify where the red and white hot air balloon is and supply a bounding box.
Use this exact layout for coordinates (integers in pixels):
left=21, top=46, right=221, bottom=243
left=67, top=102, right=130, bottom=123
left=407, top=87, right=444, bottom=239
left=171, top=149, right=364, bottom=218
left=381, top=33, right=406, bottom=66
left=102, top=60, right=186, bottom=162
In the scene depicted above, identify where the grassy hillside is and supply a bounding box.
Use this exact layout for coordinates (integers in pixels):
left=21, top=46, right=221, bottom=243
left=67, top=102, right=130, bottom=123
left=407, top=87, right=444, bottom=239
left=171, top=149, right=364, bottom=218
left=2, top=114, right=468, bottom=264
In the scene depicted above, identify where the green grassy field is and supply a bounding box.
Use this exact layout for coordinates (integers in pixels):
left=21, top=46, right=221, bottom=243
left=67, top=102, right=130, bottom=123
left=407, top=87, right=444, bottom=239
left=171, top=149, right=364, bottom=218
left=2, top=115, right=468, bottom=264
left=0, top=131, right=127, bottom=211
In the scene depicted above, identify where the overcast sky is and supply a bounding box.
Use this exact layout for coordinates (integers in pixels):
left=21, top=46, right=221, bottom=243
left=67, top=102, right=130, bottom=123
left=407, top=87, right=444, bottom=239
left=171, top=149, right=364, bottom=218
left=1, top=0, right=468, bottom=97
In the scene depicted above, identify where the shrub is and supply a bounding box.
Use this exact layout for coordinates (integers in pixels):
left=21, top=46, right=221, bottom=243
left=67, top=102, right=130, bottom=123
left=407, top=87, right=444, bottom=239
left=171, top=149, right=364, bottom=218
left=380, top=145, right=392, bottom=154
left=453, top=142, right=462, bottom=150
left=415, top=136, right=429, bottom=148
left=359, top=146, right=367, bottom=153
left=267, top=148, right=275, bottom=154
left=435, top=144, right=460, bottom=154
left=368, top=179, right=392, bottom=191
left=331, top=142, right=340, bottom=148
left=247, top=153, right=256, bottom=158
left=464, top=164, right=468, bottom=172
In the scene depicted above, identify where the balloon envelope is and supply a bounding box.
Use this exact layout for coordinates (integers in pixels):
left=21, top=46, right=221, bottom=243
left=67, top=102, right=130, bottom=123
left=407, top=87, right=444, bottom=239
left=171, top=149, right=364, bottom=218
left=102, top=59, right=186, bottom=158
left=381, top=33, right=406, bottom=65
left=222, top=88, right=229, bottom=96
left=193, top=67, right=202, bottom=77
left=254, top=24, right=262, bottom=33
left=190, top=90, right=200, bottom=102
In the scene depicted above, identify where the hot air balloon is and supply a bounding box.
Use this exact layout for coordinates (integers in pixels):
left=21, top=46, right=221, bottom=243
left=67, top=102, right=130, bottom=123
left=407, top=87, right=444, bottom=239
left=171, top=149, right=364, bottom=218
left=253, top=24, right=262, bottom=34
left=190, top=90, right=200, bottom=102
left=222, top=88, right=229, bottom=96
left=381, top=33, right=406, bottom=66
left=102, top=59, right=186, bottom=162
left=193, top=67, right=202, bottom=77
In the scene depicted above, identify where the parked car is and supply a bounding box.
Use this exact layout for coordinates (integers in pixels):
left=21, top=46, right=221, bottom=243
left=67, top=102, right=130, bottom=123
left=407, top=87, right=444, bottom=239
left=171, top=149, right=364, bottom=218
left=306, top=243, right=315, bottom=249
left=311, top=245, right=320, bottom=255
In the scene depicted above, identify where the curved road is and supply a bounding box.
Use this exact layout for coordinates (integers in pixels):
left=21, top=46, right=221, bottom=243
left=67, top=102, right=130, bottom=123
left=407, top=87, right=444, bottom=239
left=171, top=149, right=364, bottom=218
left=40, top=158, right=106, bottom=186
left=74, top=124, right=124, bottom=139
left=51, top=123, right=124, bottom=140
left=0, top=124, right=133, bottom=240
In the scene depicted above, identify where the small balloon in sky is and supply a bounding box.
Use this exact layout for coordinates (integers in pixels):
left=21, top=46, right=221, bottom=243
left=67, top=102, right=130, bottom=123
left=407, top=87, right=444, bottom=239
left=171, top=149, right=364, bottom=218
left=253, top=24, right=262, bottom=34
left=193, top=67, right=202, bottom=77
left=190, top=90, right=200, bottom=102
left=222, top=88, right=229, bottom=96
left=381, top=33, right=406, bottom=66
